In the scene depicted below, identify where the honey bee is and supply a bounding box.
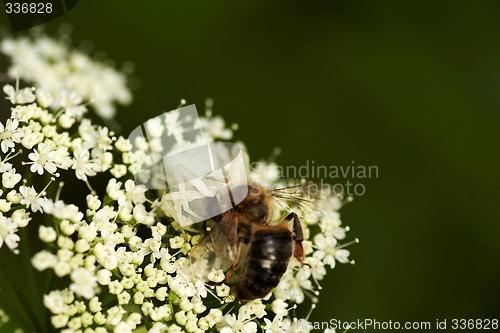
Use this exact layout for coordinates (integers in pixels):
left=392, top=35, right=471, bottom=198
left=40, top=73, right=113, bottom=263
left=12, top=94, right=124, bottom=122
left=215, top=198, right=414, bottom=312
left=191, top=183, right=310, bottom=300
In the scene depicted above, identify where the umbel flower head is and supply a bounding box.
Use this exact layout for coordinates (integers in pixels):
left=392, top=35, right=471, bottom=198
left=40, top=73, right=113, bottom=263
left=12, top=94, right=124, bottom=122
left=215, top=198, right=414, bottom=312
left=0, top=30, right=131, bottom=119
left=0, top=32, right=357, bottom=333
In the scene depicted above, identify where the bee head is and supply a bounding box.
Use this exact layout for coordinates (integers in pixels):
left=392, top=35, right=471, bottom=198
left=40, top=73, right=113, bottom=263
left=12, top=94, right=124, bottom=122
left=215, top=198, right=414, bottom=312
left=234, top=185, right=269, bottom=223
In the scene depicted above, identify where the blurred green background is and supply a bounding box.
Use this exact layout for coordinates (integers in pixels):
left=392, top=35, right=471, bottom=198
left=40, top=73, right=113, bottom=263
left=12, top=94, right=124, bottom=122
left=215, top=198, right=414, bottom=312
left=2, top=0, right=500, bottom=331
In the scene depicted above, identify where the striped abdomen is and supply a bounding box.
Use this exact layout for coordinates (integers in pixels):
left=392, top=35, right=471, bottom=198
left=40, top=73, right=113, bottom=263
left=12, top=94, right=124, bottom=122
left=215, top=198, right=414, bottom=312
left=236, top=226, right=293, bottom=300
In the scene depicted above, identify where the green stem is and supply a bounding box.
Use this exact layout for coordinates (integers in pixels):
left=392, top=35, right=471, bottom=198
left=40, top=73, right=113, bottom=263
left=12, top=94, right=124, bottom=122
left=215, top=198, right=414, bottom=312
left=0, top=264, right=46, bottom=333
left=0, top=294, right=27, bottom=330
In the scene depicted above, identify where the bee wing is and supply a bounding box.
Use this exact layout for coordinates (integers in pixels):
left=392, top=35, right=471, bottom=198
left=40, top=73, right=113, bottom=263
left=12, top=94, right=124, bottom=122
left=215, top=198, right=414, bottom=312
left=268, top=182, right=345, bottom=220
left=189, top=212, right=240, bottom=271
left=268, top=183, right=316, bottom=206
left=268, top=182, right=334, bottom=215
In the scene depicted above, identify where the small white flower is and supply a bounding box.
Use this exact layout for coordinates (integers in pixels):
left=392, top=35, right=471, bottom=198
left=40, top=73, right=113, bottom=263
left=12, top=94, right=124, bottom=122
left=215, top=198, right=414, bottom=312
left=239, top=300, right=266, bottom=319
left=86, top=194, right=101, bottom=211
left=10, top=209, right=30, bottom=227
left=169, top=236, right=184, bottom=250
left=282, top=318, right=311, bottom=333
left=207, top=268, right=225, bottom=283
left=114, top=321, right=134, bottom=333
left=0, top=156, right=13, bottom=173
left=96, top=269, right=112, bottom=286
left=200, top=115, right=233, bottom=140
left=271, top=299, right=289, bottom=316
left=43, top=290, right=68, bottom=315
left=263, top=315, right=285, bottom=333
left=150, top=322, right=168, bottom=333
left=144, top=116, right=164, bottom=138
left=119, top=179, right=147, bottom=208
left=216, top=284, right=230, bottom=297
left=250, top=162, right=280, bottom=187
left=220, top=313, right=258, bottom=333
left=3, top=84, right=36, bottom=104
left=140, top=237, right=162, bottom=263
left=110, top=164, right=127, bottom=178
left=27, top=142, right=59, bottom=175
left=107, top=306, right=126, bottom=326
left=164, top=110, right=184, bottom=142
left=31, top=250, right=58, bottom=271
left=94, top=242, right=118, bottom=270
left=115, top=136, right=132, bottom=152
left=106, top=178, right=124, bottom=200
left=11, top=104, right=37, bottom=123
left=92, top=151, right=113, bottom=172
left=313, top=234, right=337, bottom=267
left=334, top=249, right=351, bottom=264
left=133, top=204, right=155, bottom=225
left=313, top=234, right=352, bottom=268
left=39, top=225, right=57, bottom=242
left=167, top=275, right=195, bottom=299
left=19, top=185, right=45, bottom=213
left=2, top=168, right=22, bottom=188
left=69, top=268, right=97, bottom=299
left=0, top=199, right=11, bottom=212
left=57, top=90, right=86, bottom=118
left=20, top=131, right=44, bottom=150
left=72, top=149, right=96, bottom=181
left=0, top=214, right=20, bottom=253
left=307, top=256, right=327, bottom=280
left=35, top=88, right=54, bottom=108
left=42, top=200, right=83, bottom=222
left=0, top=118, right=21, bottom=153
left=89, top=297, right=102, bottom=313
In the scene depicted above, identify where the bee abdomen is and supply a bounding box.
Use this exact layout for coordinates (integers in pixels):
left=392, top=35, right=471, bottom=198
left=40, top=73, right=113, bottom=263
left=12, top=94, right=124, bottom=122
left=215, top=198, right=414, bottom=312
left=237, top=229, right=293, bottom=300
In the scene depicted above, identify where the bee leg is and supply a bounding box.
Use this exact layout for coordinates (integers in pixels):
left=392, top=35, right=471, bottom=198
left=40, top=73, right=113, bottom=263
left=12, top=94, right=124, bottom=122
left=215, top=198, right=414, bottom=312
left=284, top=212, right=305, bottom=263
left=223, top=250, right=241, bottom=282
left=223, top=265, right=236, bottom=282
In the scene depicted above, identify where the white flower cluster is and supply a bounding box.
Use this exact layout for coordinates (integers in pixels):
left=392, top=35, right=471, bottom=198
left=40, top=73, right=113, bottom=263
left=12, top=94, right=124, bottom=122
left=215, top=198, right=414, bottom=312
left=0, top=34, right=356, bottom=333
left=0, top=34, right=131, bottom=119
